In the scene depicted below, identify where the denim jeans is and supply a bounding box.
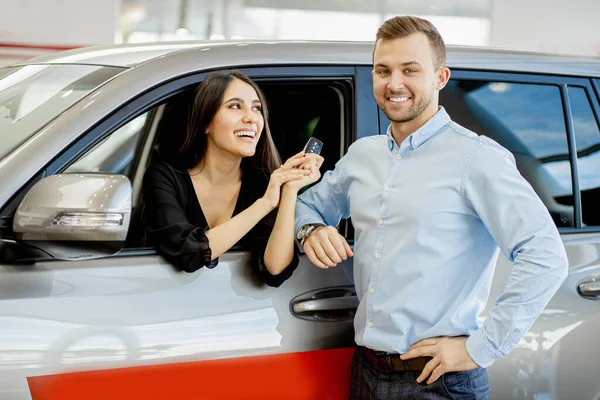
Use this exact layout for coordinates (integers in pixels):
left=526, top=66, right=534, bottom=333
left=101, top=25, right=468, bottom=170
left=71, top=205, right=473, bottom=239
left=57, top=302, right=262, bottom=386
left=350, top=348, right=490, bottom=400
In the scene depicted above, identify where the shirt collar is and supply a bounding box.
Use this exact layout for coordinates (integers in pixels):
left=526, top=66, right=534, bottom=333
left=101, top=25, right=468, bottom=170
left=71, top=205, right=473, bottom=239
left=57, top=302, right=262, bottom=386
left=386, top=107, right=451, bottom=151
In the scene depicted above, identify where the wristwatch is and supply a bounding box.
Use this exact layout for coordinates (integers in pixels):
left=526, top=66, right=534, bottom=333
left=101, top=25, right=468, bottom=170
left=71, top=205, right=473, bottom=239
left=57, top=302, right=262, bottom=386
left=296, top=223, right=324, bottom=246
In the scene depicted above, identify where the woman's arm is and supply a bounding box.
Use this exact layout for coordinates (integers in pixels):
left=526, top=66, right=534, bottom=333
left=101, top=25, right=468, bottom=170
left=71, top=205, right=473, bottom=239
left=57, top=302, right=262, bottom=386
left=263, top=154, right=324, bottom=275
left=205, top=197, right=274, bottom=259
left=263, top=186, right=299, bottom=274
left=207, top=161, right=310, bottom=259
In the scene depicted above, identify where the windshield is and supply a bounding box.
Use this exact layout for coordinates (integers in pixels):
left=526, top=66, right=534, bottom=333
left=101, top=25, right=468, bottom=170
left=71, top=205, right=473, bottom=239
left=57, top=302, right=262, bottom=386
left=0, top=64, right=124, bottom=162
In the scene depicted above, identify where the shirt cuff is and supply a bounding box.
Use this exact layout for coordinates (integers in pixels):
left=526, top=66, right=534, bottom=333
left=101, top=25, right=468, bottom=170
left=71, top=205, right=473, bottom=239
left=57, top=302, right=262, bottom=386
left=294, top=218, right=325, bottom=235
left=465, top=329, right=499, bottom=368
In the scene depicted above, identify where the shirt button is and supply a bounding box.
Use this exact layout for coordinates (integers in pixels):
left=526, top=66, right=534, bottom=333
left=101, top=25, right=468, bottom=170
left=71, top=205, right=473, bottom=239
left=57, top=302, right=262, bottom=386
left=378, top=218, right=384, bottom=225
left=375, top=253, right=381, bottom=259
left=368, top=321, right=373, bottom=327
left=384, top=186, right=390, bottom=191
left=395, top=155, right=401, bottom=160
left=413, top=140, right=420, bottom=146
left=369, top=288, right=375, bottom=294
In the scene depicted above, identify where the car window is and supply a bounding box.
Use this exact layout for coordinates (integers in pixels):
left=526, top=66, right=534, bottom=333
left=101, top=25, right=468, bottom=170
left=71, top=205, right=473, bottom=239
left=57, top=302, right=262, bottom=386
left=0, top=64, right=123, bottom=163
left=57, top=77, right=352, bottom=249
left=65, top=112, right=150, bottom=176
left=441, top=80, right=575, bottom=228
left=568, top=86, right=600, bottom=227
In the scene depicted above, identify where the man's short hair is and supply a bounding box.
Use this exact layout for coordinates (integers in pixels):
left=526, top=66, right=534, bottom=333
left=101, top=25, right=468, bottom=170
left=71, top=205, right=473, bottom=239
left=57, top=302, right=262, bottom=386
left=375, top=16, right=447, bottom=70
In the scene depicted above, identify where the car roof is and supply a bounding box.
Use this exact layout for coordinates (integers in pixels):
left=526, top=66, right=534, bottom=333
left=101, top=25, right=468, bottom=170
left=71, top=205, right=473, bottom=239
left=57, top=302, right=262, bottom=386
left=9, top=40, right=600, bottom=78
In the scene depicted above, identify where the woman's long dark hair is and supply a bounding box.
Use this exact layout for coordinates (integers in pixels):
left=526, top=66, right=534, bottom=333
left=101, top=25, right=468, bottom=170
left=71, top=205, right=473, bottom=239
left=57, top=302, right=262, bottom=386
left=178, top=71, right=281, bottom=175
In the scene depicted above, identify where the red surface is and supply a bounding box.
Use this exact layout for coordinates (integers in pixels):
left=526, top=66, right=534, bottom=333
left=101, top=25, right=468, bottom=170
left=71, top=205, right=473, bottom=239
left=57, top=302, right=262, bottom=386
left=0, top=42, right=80, bottom=51
left=28, top=347, right=355, bottom=400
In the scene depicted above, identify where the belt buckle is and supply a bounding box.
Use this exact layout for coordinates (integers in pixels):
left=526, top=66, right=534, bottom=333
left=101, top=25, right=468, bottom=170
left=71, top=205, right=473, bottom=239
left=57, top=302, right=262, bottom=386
left=372, top=351, right=395, bottom=372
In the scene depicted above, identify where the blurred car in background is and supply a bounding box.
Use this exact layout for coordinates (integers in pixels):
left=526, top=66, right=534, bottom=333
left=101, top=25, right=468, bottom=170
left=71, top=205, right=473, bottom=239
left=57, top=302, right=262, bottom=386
left=0, top=41, right=599, bottom=400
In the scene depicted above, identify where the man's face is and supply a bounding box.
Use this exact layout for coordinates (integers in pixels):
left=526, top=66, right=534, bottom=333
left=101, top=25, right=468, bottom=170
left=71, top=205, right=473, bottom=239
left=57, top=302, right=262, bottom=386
left=372, top=33, right=443, bottom=124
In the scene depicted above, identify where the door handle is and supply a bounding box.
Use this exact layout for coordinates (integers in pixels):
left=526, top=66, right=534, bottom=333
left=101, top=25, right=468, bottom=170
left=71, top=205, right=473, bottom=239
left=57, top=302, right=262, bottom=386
left=292, top=296, right=359, bottom=313
left=578, top=279, right=600, bottom=300
left=290, top=286, right=358, bottom=322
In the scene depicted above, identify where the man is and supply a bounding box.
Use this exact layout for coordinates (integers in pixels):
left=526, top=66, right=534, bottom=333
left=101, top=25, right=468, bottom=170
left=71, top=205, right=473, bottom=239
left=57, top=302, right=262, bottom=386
left=294, top=16, right=568, bottom=399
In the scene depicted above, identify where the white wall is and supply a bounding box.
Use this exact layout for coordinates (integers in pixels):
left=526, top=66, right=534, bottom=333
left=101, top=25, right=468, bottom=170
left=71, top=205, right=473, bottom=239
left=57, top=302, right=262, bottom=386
left=0, top=0, right=120, bottom=66
left=490, top=0, right=600, bottom=56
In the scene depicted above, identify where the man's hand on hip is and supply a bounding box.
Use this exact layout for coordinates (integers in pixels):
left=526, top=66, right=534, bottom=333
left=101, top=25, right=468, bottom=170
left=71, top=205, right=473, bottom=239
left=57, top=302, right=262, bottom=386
left=400, top=336, right=480, bottom=384
left=303, top=226, right=353, bottom=269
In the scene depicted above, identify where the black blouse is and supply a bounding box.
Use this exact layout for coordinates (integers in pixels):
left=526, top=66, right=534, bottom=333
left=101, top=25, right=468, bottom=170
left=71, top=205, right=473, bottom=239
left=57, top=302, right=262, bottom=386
left=142, top=161, right=299, bottom=287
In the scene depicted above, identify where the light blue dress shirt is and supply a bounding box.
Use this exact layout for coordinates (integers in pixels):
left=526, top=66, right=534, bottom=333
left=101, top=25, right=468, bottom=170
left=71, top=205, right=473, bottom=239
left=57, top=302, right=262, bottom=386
left=295, top=107, right=568, bottom=368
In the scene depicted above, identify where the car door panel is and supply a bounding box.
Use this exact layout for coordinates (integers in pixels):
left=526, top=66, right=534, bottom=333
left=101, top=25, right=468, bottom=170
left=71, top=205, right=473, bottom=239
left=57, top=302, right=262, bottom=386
left=0, top=253, right=355, bottom=399
left=483, top=238, right=600, bottom=399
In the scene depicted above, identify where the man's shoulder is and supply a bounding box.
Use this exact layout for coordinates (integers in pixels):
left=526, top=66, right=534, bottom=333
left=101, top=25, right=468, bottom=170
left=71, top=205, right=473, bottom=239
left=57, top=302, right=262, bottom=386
left=444, top=121, right=511, bottom=156
left=346, top=135, right=388, bottom=154
left=444, top=121, right=480, bottom=142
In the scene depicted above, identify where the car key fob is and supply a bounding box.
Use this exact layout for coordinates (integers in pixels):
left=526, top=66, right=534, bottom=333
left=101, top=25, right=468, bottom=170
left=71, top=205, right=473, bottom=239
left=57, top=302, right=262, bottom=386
left=303, top=137, right=323, bottom=155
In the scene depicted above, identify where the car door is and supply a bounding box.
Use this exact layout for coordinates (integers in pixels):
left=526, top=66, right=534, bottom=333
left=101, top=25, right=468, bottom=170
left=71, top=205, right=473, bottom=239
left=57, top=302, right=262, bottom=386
left=374, top=70, right=600, bottom=400
left=0, top=65, right=377, bottom=400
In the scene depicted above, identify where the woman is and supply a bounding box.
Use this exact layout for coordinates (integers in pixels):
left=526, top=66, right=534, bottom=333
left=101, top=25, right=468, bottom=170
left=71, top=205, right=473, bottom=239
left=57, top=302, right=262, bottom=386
left=142, top=71, right=323, bottom=287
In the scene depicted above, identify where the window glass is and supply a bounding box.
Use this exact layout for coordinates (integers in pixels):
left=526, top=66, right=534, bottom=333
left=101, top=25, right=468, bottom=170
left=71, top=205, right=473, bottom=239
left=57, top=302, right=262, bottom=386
left=441, top=80, right=574, bottom=227
left=568, top=86, right=600, bottom=227
left=65, top=112, right=149, bottom=175
left=0, top=65, right=123, bottom=162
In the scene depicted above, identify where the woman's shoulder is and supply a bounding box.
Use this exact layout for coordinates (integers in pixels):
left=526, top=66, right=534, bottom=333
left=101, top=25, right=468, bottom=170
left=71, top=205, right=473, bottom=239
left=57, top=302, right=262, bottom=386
left=143, top=161, right=189, bottom=186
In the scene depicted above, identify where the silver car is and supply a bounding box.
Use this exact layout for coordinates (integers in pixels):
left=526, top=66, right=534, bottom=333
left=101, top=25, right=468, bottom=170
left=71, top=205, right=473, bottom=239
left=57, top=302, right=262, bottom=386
left=0, top=41, right=599, bottom=400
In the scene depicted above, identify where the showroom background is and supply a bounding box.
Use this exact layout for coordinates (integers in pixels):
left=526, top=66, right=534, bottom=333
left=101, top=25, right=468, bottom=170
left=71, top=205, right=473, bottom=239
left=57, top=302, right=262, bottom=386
left=0, top=0, right=599, bottom=67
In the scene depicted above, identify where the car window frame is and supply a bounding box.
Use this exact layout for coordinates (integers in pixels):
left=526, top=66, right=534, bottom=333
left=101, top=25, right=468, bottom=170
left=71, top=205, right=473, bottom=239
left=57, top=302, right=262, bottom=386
left=593, top=79, right=600, bottom=104
left=19, top=65, right=360, bottom=258
left=567, top=83, right=600, bottom=230
left=378, top=69, right=599, bottom=234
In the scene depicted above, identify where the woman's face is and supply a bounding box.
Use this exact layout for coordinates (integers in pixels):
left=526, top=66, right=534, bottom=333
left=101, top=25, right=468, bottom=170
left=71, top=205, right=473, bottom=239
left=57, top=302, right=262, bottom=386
left=205, top=78, right=265, bottom=159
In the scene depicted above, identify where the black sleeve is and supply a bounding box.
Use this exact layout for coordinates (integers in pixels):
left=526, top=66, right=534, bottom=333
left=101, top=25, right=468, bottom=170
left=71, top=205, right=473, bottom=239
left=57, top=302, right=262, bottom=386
left=249, top=208, right=300, bottom=288
left=142, top=162, right=214, bottom=273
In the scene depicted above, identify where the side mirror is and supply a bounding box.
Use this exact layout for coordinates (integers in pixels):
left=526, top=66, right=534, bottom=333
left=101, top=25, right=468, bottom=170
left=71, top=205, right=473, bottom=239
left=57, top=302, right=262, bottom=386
left=13, top=173, right=132, bottom=260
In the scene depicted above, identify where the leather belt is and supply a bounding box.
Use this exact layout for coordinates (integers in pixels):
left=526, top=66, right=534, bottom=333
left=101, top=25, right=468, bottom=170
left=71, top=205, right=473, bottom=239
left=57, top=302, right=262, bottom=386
left=358, top=346, right=432, bottom=373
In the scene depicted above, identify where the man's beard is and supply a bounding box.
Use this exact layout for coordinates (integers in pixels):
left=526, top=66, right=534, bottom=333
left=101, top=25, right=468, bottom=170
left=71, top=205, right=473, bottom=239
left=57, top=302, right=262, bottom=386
left=380, top=92, right=433, bottom=123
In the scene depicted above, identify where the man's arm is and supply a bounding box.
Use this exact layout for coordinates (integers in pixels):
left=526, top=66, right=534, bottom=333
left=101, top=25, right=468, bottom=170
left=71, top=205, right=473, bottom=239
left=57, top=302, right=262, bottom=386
left=295, top=155, right=351, bottom=235
left=401, top=136, right=569, bottom=385
left=463, top=137, right=568, bottom=367
left=295, top=155, right=353, bottom=268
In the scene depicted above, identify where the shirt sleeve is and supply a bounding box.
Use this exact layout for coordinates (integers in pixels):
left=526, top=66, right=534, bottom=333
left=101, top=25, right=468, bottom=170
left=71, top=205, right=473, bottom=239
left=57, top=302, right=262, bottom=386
left=295, top=154, right=351, bottom=235
left=463, top=137, right=569, bottom=368
left=142, top=163, right=214, bottom=273
left=247, top=207, right=300, bottom=288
